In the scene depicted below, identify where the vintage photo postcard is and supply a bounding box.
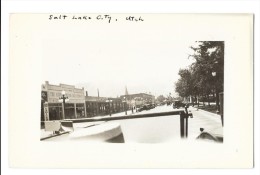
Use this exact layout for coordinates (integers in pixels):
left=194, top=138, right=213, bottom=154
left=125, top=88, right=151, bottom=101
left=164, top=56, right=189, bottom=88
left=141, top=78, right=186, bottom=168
left=9, top=13, right=253, bottom=168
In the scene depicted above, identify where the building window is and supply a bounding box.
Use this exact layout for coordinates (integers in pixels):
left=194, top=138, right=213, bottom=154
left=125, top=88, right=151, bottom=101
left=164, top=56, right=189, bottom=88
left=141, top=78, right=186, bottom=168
left=49, top=92, right=55, bottom=97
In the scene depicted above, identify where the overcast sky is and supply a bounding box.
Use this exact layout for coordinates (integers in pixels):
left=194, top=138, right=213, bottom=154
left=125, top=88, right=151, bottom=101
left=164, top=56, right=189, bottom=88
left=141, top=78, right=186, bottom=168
left=41, top=14, right=197, bottom=98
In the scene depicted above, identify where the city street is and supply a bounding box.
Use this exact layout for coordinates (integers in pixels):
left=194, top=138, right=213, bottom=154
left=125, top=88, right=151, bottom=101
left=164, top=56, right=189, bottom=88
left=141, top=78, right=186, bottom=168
left=43, top=105, right=222, bottom=143
left=5, top=11, right=255, bottom=171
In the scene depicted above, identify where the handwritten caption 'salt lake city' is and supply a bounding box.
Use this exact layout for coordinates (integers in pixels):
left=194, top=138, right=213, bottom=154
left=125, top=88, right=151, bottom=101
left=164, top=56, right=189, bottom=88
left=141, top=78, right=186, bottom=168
left=49, top=14, right=144, bottom=23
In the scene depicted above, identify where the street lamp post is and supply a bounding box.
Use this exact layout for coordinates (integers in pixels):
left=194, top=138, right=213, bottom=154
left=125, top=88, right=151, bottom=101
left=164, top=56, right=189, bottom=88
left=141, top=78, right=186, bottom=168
left=212, top=72, right=220, bottom=114
left=134, top=98, right=138, bottom=112
left=106, top=99, right=112, bottom=116
left=136, top=104, right=138, bottom=112
left=59, top=90, right=69, bottom=120
left=110, top=100, right=112, bottom=116
left=123, top=97, right=127, bottom=115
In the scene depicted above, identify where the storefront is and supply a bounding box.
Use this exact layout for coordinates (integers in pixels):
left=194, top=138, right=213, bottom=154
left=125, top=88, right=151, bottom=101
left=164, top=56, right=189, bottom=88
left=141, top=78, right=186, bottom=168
left=85, top=96, right=125, bottom=117
left=41, top=81, right=87, bottom=121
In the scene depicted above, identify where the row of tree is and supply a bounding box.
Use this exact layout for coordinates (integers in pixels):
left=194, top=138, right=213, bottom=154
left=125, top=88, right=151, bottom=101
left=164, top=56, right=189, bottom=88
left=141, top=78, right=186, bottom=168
left=175, top=41, right=224, bottom=106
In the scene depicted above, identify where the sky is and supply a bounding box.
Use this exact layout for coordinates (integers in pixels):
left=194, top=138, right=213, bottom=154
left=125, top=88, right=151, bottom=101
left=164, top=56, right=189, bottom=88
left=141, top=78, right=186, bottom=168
left=41, top=14, right=196, bottom=98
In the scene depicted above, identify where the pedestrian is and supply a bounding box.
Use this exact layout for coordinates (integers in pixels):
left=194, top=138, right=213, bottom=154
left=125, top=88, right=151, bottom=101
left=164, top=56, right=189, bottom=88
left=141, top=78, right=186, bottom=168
left=131, top=106, right=134, bottom=113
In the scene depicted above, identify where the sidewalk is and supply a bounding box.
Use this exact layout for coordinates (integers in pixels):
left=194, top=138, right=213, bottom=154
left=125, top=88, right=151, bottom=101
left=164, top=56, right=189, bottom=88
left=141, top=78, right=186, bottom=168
left=188, top=106, right=222, bottom=139
left=189, top=106, right=221, bottom=118
left=41, top=110, right=137, bottom=135
left=41, top=129, right=53, bottom=138
left=40, top=129, right=70, bottom=140
left=41, top=105, right=223, bottom=142
left=191, top=103, right=219, bottom=114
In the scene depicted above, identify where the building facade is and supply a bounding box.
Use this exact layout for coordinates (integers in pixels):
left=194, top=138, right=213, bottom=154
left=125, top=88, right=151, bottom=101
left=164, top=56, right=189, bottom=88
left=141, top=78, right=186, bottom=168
left=120, top=93, right=156, bottom=108
left=41, top=82, right=155, bottom=121
left=41, top=81, right=86, bottom=121
left=85, top=95, right=126, bottom=117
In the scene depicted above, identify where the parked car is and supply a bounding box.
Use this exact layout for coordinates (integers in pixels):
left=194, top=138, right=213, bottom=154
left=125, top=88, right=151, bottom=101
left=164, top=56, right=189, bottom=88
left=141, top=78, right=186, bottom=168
left=172, top=100, right=186, bottom=109
left=147, top=103, right=155, bottom=109
left=196, top=127, right=223, bottom=143
left=137, top=105, right=146, bottom=112
left=137, top=104, right=155, bottom=112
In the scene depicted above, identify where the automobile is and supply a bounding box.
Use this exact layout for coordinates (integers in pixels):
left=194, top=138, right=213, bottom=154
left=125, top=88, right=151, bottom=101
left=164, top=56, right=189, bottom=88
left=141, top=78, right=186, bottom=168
left=137, top=104, right=154, bottom=112
left=196, top=127, right=223, bottom=143
left=137, top=105, right=146, bottom=112
left=147, top=103, right=155, bottom=109
left=172, top=100, right=186, bottom=109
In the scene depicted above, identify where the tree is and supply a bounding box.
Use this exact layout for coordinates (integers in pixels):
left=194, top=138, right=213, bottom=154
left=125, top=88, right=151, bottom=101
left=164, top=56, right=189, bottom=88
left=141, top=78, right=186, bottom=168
left=156, top=95, right=166, bottom=103
left=190, top=41, right=224, bottom=92
left=175, top=68, right=193, bottom=99
left=189, top=41, right=224, bottom=109
left=174, top=41, right=224, bottom=109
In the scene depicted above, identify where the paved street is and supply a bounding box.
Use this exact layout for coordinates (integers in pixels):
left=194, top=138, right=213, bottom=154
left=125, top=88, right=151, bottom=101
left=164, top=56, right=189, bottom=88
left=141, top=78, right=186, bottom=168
left=187, top=106, right=222, bottom=139
left=43, top=105, right=222, bottom=143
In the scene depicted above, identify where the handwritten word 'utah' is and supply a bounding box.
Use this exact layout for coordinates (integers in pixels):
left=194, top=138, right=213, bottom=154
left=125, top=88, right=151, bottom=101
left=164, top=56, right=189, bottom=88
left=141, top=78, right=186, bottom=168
left=126, top=16, right=144, bottom=22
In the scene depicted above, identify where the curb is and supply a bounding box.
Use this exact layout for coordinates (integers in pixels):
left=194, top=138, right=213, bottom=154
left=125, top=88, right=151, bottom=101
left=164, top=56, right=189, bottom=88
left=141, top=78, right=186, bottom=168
left=40, top=131, right=70, bottom=141
left=189, top=106, right=221, bottom=118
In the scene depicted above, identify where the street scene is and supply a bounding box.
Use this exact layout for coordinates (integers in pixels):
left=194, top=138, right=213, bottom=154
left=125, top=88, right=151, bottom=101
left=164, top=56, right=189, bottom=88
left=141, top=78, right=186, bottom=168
left=41, top=40, right=224, bottom=143
left=37, top=13, right=225, bottom=144
left=7, top=12, right=255, bottom=170
left=42, top=104, right=222, bottom=143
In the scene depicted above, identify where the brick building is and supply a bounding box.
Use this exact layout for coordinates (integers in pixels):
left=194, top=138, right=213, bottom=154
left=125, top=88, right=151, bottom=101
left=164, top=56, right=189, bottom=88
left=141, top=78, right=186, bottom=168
left=41, top=81, right=86, bottom=121
left=41, top=82, right=155, bottom=121
left=85, top=94, right=126, bottom=117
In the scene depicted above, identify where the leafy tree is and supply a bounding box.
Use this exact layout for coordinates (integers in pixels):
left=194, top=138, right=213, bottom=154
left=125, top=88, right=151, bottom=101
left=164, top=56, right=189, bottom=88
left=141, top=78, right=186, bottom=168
left=156, top=95, right=166, bottom=103
left=175, top=68, right=193, bottom=98
left=189, top=41, right=224, bottom=107
left=175, top=41, right=224, bottom=109
left=190, top=41, right=224, bottom=92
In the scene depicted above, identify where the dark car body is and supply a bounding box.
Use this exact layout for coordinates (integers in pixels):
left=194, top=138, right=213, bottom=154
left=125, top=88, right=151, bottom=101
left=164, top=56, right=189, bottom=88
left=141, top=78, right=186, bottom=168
left=137, top=104, right=155, bottom=112
left=196, top=127, right=223, bottom=143
left=172, top=100, right=185, bottom=109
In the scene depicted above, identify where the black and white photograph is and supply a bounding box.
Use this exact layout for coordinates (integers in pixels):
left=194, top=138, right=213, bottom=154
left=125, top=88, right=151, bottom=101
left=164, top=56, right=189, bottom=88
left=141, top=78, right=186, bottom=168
left=7, top=12, right=254, bottom=169
left=40, top=23, right=224, bottom=143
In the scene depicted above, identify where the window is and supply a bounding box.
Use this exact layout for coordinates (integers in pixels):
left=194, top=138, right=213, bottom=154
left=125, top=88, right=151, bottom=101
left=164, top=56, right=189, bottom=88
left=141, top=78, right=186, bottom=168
left=49, top=92, right=55, bottom=97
